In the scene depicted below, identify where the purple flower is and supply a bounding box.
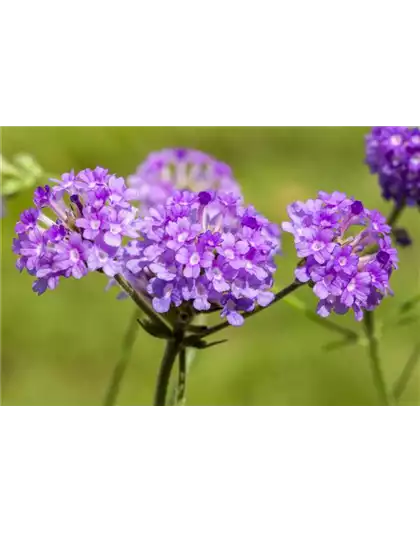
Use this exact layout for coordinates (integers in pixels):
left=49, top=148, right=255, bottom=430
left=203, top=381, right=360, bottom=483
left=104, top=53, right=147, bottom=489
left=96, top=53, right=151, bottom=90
left=53, top=233, right=90, bottom=279
left=365, top=127, right=420, bottom=205
left=166, top=217, right=201, bottom=251
left=50, top=170, right=75, bottom=191
left=12, top=167, right=137, bottom=294
left=33, top=185, right=51, bottom=208
left=127, top=148, right=242, bottom=213
left=282, top=191, right=398, bottom=320
left=175, top=246, right=213, bottom=278
left=103, top=208, right=138, bottom=247
left=15, top=208, right=39, bottom=234
left=122, top=191, right=279, bottom=326
left=75, top=206, right=108, bottom=240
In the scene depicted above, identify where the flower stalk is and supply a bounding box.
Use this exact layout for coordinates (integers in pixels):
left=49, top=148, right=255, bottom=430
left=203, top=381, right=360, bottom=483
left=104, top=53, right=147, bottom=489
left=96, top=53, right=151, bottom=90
left=363, top=311, right=394, bottom=405
left=154, top=330, right=185, bottom=406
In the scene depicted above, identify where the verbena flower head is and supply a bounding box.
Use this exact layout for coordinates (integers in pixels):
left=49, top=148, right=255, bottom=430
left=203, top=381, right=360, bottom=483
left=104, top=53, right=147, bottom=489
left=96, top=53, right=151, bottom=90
left=127, top=148, right=242, bottom=212
left=282, top=191, right=398, bottom=320
left=12, top=167, right=139, bottom=294
left=365, top=126, right=420, bottom=205
left=122, top=190, right=279, bottom=326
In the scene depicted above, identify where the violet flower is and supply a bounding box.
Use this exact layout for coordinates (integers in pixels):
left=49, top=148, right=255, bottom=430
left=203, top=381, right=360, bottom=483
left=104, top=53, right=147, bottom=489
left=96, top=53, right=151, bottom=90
left=122, top=190, right=280, bottom=326
left=12, top=167, right=138, bottom=294
left=365, top=126, right=420, bottom=205
left=282, top=191, right=398, bottom=320
left=126, top=148, right=242, bottom=212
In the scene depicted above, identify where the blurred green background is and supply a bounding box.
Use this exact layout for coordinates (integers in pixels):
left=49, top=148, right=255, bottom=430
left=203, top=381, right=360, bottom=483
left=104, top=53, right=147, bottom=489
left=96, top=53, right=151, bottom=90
left=1, top=127, right=419, bottom=405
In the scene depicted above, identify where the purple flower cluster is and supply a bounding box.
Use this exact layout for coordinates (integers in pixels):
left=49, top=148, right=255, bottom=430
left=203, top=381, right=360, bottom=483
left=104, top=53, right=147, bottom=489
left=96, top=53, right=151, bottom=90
left=282, top=191, right=398, bottom=320
left=123, top=190, right=279, bottom=326
left=127, top=148, right=242, bottom=212
left=365, top=126, right=420, bottom=205
left=13, top=167, right=139, bottom=294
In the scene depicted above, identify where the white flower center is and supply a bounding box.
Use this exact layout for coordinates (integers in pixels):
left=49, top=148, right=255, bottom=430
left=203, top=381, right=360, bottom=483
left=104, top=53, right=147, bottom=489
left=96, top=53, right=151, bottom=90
left=390, top=134, right=402, bottom=146
left=190, top=252, right=200, bottom=266
left=70, top=249, right=80, bottom=262
left=177, top=231, right=189, bottom=243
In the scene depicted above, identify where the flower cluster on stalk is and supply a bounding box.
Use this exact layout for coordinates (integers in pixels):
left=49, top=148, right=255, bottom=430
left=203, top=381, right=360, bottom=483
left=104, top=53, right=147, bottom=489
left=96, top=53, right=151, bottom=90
left=123, top=190, right=280, bottom=326
left=283, top=191, right=398, bottom=320
left=365, top=126, right=420, bottom=205
left=127, top=148, right=242, bottom=212
left=13, top=167, right=138, bottom=294
left=13, top=144, right=400, bottom=326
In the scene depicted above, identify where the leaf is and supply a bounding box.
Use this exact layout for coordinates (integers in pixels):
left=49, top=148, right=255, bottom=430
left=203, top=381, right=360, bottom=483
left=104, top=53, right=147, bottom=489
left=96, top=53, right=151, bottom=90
left=323, top=336, right=358, bottom=352
left=137, top=318, right=173, bottom=339
left=393, top=344, right=420, bottom=402
left=1, top=153, right=48, bottom=197
left=283, top=294, right=358, bottom=340
left=395, top=315, right=418, bottom=328
left=0, top=154, right=19, bottom=176
left=184, top=332, right=228, bottom=350
left=399, top=294, right=420, bottom=315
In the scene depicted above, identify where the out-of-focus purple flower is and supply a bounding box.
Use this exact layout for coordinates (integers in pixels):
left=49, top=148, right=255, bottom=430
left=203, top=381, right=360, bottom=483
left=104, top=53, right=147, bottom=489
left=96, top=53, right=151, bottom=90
left=365, top=126, right=420, bottom=205
left=282, top=191, right=398, bottom=321
left=12, top=167, right=137, bottom=294
left=122, top=191, right=279, bottom=326
left=127, top=148, right=242, bottom=212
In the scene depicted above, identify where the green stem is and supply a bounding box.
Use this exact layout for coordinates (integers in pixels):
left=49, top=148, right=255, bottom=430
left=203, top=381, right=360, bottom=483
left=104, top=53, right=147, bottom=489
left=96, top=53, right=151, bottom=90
left=363, top=311, right=393, bottom=405
left=360, top=199, right=406, bottom=405
left=387, top=200, right=405, bottom=227
left=154, top=333, right=184, bottom=406
left=283, top=295, right=357, bottom=340
left=195, top=280, right=303, bottom=340
left=103, top=308, right=139, bottom=406
left=176, top=348, right=187, bottom=404
left=114, top=274, right=172, bottom=337
left=393, top=343, right=420, bottom=402
left=168, top=315, right=206, bottom=406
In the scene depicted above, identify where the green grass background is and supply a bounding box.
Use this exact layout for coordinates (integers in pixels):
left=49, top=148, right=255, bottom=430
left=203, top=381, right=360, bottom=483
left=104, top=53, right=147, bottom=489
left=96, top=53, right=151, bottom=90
left=1, top=127, right=419, bottom=405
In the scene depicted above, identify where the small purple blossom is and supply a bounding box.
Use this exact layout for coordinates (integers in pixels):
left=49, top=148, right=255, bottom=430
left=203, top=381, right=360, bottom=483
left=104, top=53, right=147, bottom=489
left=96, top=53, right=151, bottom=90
left=12, top=167, right=137, bottom=293
left=127, top=148, right=242, bottom=213
left=365, top=126, right=420, bottom=205
left=282, top=191, right=398, bottom=321
left=15, top=208, right=39, bottom=234
left=123, top=191, right=280, bottom=326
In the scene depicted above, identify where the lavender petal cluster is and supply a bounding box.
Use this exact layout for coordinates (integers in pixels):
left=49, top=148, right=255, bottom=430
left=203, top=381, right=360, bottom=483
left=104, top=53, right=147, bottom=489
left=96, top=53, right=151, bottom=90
left=123, top=190, right=279, bottom=326
left=127, top=148, right=242, bottom=212
left=282, top=191, right=398, bottom=320
left=13, top=167, right=139, bottom=294
left=365, top=126, right=420, bottom=205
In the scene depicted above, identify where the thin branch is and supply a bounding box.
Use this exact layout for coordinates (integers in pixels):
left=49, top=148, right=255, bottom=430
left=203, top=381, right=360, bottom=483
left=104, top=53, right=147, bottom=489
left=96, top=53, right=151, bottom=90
left=103, top=308, right=140, bottom=406
left=393, top=343, right=420, bottom=402
left=114, top=274, right=172, bottom=338
left=191, top=280, right=303, bottom=341
left=363, top=311, right=394, bottom=405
